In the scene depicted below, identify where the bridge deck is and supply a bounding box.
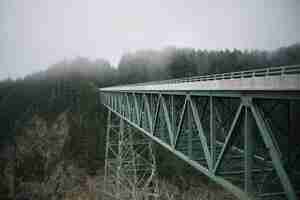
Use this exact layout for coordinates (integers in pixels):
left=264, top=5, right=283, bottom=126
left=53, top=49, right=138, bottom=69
left=100, top=64, right=300, bottom=92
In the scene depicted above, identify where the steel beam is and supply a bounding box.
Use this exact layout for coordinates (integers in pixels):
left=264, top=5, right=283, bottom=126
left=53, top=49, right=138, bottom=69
left=161, top=95, right=175, bottom=147
left=189, top=96, right=212, bottom=170
left=174, top=96, right=188, bottom=147
left=143, top=94, right=153, bottom=133
left=104, top=105, right=251, bottom=200
left=101, top=88, right=299, bottom=200
left=100, top=89, right=300, bottom=100
left=244, top=107, right=254, bottom=195
left=250, top=103, right=297, bottom=200
left=213, top=104, right=243, bottom=173
left=210, top=95, right=216, bottom=170
left=104, top=111, right=158, bottom=200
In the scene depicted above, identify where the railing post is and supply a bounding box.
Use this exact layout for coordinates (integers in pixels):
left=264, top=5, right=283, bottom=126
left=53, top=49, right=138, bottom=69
left=281, top=67, right=285, bottom=76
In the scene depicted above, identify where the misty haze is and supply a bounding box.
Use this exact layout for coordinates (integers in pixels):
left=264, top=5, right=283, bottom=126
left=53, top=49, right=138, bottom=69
left=0, top=0, right=300, bottom=200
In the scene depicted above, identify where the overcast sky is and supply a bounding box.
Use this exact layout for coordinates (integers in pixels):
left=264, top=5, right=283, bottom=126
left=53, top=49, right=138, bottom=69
left=1, top=0, right=299, bottom=80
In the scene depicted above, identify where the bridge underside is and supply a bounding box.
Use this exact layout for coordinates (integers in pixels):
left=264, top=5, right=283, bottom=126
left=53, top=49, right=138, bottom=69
left=100, top=89, right=300, bottom=200
left=104, top=111, right=158, bottom=199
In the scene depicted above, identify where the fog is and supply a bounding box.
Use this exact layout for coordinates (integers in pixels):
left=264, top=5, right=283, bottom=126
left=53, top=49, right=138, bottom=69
left=1, top=0, right=299, bottom=80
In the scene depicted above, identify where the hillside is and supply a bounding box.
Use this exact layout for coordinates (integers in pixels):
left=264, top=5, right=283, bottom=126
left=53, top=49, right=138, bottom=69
left=0, top=44, right=299, bottom=199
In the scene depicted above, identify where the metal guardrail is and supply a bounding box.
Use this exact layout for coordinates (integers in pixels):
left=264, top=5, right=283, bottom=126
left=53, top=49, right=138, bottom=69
left=115, top=64, right=300, bottom=88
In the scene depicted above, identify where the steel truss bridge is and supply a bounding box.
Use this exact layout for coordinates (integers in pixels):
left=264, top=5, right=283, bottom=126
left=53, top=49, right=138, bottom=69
left=100, top=65, right=300, bottom=200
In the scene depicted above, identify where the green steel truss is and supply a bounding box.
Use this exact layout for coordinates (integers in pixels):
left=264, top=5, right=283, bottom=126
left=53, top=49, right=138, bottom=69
left=100, top=91, right=300, bottom=200
left=104, top=110, right=158, bottom=199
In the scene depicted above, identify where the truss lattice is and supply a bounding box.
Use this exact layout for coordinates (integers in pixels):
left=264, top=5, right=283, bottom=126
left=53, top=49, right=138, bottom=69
left=100, top=90, right=300, bottom=200
left=104, top=110, right=158, bottom=200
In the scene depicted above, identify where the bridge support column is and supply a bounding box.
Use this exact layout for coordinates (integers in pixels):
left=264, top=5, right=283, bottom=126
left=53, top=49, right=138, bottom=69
left=210, top=96, right=216, bottom=170
left=244, top=106, right=254, bottom=195
left=104, top=110, right=158, bottom=200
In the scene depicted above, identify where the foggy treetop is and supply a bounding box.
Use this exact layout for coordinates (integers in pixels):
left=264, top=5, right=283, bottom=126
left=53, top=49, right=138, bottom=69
left=2, top=44, right=299, bottom=86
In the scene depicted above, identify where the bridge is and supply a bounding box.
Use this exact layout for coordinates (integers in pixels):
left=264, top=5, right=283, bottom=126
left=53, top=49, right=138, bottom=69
left=99, top=65, right=300, bottom=200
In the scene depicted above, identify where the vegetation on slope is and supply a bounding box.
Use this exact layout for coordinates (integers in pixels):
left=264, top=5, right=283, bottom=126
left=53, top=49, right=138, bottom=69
left=0, top=44, right=299, bottom=199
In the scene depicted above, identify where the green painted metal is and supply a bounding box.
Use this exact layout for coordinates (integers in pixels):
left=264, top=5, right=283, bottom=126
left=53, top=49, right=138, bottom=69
left=143, top=94, right=153, bottom=133
left=100, top=89, right=299, bottom=200
left=174, top=96, right=188, bottom=148
left=102, top=90, right=300, bottom=100
left=244, top=107, right=253, bottom=195
left=133, top=94, right=140, bottom=125
left=105, top=106, right=251, bottom=200
left=250, top=103, right=297, bottom=200
left=210, top=96, right=216, bottom=170
left=213, top=104, right=243, bottom=174
left=152, top=95, right=161, bottom=135
left=189, top=96, right=212, bottom=170
left=104, top=110, right=112, bottom=193
left=104, top=110, right=158, bottom=199
left=187, top=103, right=193, bottom=159
left=161, top=96, right=175, bottom=147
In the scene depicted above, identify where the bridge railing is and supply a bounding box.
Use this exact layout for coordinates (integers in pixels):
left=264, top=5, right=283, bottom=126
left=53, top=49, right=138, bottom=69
left=115, top=64, right=300, bottom=88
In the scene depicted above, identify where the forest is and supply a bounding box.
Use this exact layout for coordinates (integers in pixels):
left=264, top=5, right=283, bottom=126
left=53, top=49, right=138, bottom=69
left=0, top=43, right=300, bottom=199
